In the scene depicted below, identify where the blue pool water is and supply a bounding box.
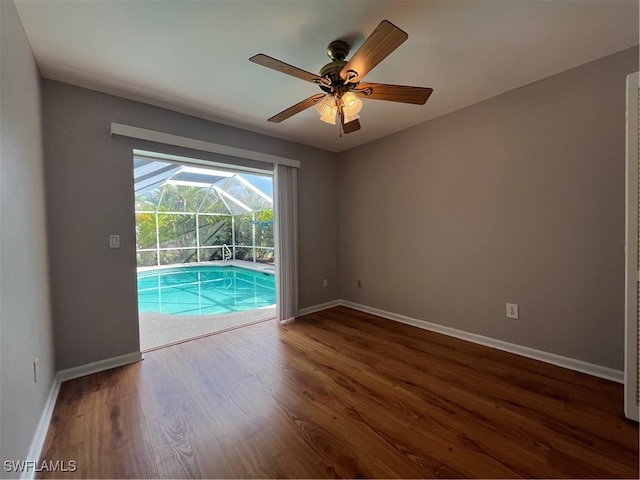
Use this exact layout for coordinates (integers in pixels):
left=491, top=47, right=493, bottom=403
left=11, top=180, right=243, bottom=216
left=137, top=265, right=276, bottom=315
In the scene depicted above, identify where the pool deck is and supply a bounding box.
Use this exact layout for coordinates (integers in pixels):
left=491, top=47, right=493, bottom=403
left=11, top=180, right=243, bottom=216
left=137, top=259, right=275, bottom=274
left=218, top=259, right=275, bottom=274
left=139, top=305, right=276, bottom=352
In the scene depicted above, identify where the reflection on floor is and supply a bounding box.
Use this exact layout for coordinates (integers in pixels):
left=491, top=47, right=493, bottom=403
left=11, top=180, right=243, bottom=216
left=139, top=306, right=276, bottom=351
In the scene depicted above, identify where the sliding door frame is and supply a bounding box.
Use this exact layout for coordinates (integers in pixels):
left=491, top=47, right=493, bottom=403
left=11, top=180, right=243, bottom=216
left=625, top=71, right=639, bottom=422
left=112, top=123, right=300, bottom=326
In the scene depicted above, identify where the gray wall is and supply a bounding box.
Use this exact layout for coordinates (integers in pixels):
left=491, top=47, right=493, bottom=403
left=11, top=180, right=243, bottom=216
left=42, top=80, right=339, bottom=370
left=338, top=46, right=639, bottom=370
left=4, top=0, right=635, bottom=467
left=0, top=1, right=56, bottom=473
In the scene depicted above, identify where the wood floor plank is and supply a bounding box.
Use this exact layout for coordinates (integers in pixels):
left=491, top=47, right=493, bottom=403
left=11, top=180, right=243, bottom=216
left=292, top=338, right=557, bottom=477
left=286, top=351, right=514, bottom=478
left=37, top=307, right=638, bottom=478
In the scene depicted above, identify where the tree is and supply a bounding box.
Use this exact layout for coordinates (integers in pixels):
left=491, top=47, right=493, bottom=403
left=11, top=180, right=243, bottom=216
left=134, top=183, right=274, bottom=266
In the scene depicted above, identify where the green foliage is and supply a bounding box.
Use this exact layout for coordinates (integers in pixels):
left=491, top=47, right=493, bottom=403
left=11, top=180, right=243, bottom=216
left=255, top=210, right=274, bottom=248
left=135, top=213, right=157, bottom=249
left=159, top=184, right=209, bottom=212
left=135, top=185, right=274, bottom=267
left=199, top=216, right=232, bottom=246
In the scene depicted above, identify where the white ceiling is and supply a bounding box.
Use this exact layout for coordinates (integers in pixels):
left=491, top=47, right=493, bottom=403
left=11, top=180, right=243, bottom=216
left=14, top=0, right=639, bottom=153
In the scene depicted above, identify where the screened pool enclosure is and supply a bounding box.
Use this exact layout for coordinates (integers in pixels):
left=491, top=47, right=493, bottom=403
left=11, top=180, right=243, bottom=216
left=134, top=156, right=274, bottom=267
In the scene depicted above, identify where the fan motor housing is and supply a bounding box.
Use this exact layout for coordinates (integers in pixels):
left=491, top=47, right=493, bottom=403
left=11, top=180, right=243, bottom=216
left=318, top=39, right=351, bottom=93
left=319, top=60, right=347, bottom=84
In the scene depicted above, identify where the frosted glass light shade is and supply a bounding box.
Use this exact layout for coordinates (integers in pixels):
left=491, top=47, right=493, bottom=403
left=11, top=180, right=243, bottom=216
left=316, top=94, right=335, bottom=116
left=341, top=92, right=362, bottom=116
left=343, top=112, right=360, bottom=124
left=317, top=94, right=337, bottom=124
left=320, top=110, right=337, bottom=124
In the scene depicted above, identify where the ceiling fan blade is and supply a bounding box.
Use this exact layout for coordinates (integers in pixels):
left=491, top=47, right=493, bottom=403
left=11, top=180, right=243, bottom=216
left=249, top=54, right=328, bottom=85
left=340, top=20, right=408, bottom=83
left=267, top=94, right=326, bottom=123
left=355, top=83, right=433, bottom=105
left=342, top=117, right=361, bottom=134
left=338, top=106, right=361, bottom=134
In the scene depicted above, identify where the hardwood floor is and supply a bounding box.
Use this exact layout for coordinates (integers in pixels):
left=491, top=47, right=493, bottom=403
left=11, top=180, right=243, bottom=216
left=38, top=306, right=639, bottom=478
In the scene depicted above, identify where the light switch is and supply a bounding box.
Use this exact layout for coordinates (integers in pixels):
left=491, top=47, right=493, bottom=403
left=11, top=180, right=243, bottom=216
left=109, top=235, right=120, bottom=249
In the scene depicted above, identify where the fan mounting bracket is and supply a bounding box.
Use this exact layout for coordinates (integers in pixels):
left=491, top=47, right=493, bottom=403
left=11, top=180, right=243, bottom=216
left=326, top=40, right=350, bottom=61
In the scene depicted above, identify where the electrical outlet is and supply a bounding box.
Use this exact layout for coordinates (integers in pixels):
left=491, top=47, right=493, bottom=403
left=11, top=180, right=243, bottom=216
left=323, top=279, right=328, bottom=287
left=33, top=358, right=39, bottom=383
left=506, top=303, right=519, bottom=319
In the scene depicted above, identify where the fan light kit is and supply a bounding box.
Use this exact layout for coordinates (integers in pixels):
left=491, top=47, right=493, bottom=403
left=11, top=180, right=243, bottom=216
left=316, top=92, right=362, bottom=125
left=249, top=20, right=433, bottom=136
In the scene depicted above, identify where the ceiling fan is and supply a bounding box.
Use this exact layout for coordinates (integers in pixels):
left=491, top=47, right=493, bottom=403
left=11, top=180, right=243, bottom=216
left=249, top=20, right=433, bottom=136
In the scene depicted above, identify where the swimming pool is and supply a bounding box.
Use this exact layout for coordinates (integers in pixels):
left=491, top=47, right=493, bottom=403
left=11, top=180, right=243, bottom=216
left=137, top=265, right=276, bottom=315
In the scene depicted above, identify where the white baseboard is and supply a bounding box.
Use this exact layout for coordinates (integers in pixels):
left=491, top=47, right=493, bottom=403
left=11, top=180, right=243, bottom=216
left=297, top=299, right=342, bottom=317
left=339, top=300, right=624, bottom=383
left=22, top=376, right=62, bottom=480
left=22, top=351, right=144, bottom=479
left=57, top=351, right=143, bottom=382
